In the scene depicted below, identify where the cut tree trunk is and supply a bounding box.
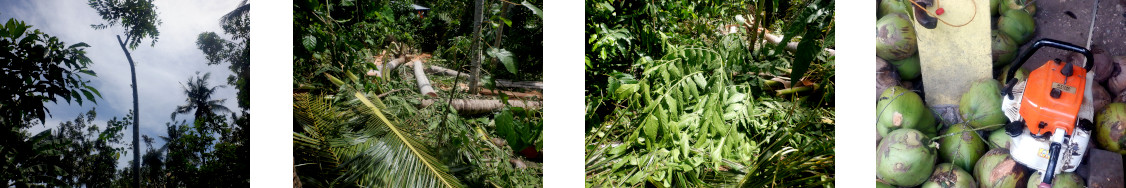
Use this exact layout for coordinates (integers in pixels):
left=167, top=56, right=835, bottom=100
left=762, top=33, right=835, bottom=56
left=422, top=64, right=542, bottom=89
left=442, top=83, right=543, bottom=99
left=496, top=80, right=542, bottom=90
left=478, top=88, right=542, bottom=99
left=412, top=60, right=438, bottom=97
left=366, top=56, right=408, bottom=77
left=420, top=99, right=541, bottom=115
left=422, top=64, right=468, bottom=78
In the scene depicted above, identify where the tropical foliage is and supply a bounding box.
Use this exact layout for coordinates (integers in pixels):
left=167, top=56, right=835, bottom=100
left=293, top=0, right=544, bottom=187
left=0, top=1, right=249, bottom=186
left=585, top=0, right=836, bottom=187
left=0, top=16, right=103, bottom=187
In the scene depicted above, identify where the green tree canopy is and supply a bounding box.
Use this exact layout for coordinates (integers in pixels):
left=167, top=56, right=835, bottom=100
left=0, top=15, right=101, bottom=187
left=88, top=0, right=162, bottom=49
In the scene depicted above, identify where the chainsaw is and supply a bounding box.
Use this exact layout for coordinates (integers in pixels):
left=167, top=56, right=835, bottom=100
left=1000, top=39, right=1095, bottom=188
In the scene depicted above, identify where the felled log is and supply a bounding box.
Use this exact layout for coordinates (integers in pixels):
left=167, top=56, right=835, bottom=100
left=422, top=65, right=543, bottom=90
left=413, top=60, right=438, bottom=97
left=756, top=32, right=837, bottom=55
left=496, top=80, right=542, bottom=90
left=419, top=99, right=541, bottom=115
left=366, top=57, right=408, bottom=77
left=479, top=88, right=542, bottom=99
left=443, top=83, right=542, bottom=99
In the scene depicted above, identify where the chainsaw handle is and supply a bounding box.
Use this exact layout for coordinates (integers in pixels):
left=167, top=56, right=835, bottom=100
left=1005, top=39, right=1094, bottom=83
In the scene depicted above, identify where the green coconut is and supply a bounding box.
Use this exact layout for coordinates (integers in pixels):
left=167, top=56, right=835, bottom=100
left=992, top=30, right=1019, bottom=67
left=1095, top=103, right=1126, bottom=154
left=999, top=65, right=1029, bottom=84
left=1000, top=0, right=1037, bottom=15
left=1026, top=172, right=1085, bottom=188
left=990, top=0, right=1001, bottom=16
left=988, top=128, right=1012, bottom=148
left=997, top=10, right=1036, bottom=45
left=878, top=86, right=938, bottom=137
left=877, top=13, right=918, bottom=61
left=921, top=163, right=978, bottom=188
left=959, top=79, right=1006, bottom=130
left=891, top=55, right=921, bottom=80
left=879, top=0, right=910, bottom=18
left=974, top=148, right=1030, bottom=188
left=877, top=129, right=938, bottom=187
left=938, top=124, right=987, bottom=172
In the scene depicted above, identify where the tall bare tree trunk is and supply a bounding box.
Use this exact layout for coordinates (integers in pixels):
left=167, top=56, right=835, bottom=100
left=116, top=35, right=141, bottom=188
left=468, top=0, right=484, bottom=94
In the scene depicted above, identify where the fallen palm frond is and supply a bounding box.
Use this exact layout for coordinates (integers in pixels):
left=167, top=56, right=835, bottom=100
left=293, top=90, right=464, bottom=187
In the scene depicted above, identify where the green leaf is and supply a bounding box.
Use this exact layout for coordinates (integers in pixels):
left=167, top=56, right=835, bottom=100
left=71, top=90, right=82, bottom=105
left=495, top=108, right=520, bottom=149
left=790, top=31, right=820, bottom=81
left=487, top=48, right=517, bottom=74
left=726, top=93, right=746, bottom=105
left=692, top=74, right=707, bottom=91
left=498, top=16, right=512, bottom=27
left=81, top=89, right=96, bottom=104
left=615, top=84, right=639, bottom=100
left=302, top=35, right=317, bottom=52
left=68, top=42, right=90, bottom=49
left=7, top=19, right=25, bottom=38
left=79, top=69, right=97, bottom=77
left=644, top=115, right=658, bottom=143
left=521, top=1, right=543, bottom=18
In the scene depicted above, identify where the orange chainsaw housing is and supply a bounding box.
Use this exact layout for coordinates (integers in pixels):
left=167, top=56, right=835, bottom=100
left=1020, top=60, right=1087, bottom=136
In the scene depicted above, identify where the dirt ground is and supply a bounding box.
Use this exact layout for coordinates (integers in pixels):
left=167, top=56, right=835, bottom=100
left=1013, top=0, right=1126, bottom=72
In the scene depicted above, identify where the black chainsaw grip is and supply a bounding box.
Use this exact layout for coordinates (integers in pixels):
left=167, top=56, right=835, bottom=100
left=1042, top=142, right=1062, bottom=186
left=1005, top=39, right=1094, bottom=83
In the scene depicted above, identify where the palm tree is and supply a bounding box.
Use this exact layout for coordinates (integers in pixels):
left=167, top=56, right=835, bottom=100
left=221, top=0, right=249, bottom=41
left=172, top=72, right=230, bottom=134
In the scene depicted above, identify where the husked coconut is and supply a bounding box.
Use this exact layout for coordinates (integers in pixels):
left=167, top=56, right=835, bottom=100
left=878, top=57, right=901, bottom=100
left=1094, top=83, right=1112, bottom=112
left=1109, top=56, right=1126, bottom=96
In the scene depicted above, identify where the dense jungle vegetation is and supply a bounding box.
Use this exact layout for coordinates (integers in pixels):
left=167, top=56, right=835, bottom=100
left=0, top=0, right=250, bottom=187
left=292, top=0, right=545, bottom=187
left=584, top=0, right=836, bottom=187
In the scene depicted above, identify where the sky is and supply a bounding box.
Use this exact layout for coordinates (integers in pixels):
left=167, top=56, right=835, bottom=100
left=0, top=0, right=244, bottom=169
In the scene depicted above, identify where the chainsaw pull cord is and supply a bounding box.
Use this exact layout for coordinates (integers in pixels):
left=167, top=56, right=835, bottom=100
left=908, top=0, right=976, bottom=27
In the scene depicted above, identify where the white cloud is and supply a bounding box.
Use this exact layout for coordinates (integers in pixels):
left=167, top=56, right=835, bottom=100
left=1, top=0, right=245, bottom=170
